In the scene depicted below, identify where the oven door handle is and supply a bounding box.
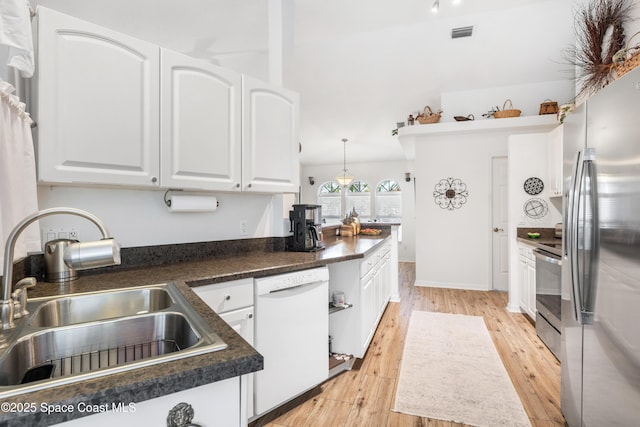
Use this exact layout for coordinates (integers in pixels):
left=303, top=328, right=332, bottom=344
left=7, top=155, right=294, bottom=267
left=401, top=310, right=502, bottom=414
left=533, top=250, right=562, bottom=266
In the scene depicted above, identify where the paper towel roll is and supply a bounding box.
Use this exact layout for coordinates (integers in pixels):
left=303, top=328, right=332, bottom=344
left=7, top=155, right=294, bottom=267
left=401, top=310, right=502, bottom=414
left=168, top=194, right=218, bottom=212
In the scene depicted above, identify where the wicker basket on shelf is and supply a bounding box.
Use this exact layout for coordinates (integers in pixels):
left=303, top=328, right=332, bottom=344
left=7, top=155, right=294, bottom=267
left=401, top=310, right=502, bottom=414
left=493, top=99, right=521, bottom=118
left=614, top=31, right=640, bottom=78
left=416, top=106, right=442, bottom=124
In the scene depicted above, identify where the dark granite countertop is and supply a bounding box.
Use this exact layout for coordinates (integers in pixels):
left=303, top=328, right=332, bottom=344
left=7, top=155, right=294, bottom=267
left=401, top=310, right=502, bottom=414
left=516, top=227, right=562, bottom=257
left=0, top=232, right=390, bottom=425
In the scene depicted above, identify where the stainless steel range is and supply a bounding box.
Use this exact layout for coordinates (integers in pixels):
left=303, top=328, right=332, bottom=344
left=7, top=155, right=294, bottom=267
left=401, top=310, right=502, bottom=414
left=533, top=245, right=562, bottom=360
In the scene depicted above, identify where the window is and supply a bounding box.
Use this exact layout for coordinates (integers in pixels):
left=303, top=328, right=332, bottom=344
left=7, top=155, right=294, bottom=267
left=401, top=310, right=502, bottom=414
left=317, top=181, right=342, bottom=221
left=346, top=180, right=371, bottom=220
left=375, top=180, right=402, bottom=221
left=316, top=177, right=402, bottom=224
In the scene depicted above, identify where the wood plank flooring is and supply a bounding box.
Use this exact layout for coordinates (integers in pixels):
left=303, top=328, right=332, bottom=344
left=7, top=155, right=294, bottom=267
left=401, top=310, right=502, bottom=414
left=253, top=262, right=565, bottom=427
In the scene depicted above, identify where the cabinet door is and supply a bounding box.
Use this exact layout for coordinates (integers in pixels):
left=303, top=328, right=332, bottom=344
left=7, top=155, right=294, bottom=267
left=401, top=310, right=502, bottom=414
left=241, top=75, right=300, bottom=193
left=160, top=49, right=242, bottom=191
left=360, top=274, right=374, bottom=352
left=220, top=307, right=255, bottom=421
left=57, top=377, right=241, bottom=427
left=547, top=126, right=563, bottom=196
left=220, top=307, right=254, bottom=346
left=526, top=259, right=537, bottom=318
left=381, top=255, right=391, bottom=308
left=518, top=255, right=528, bottom=312
left=36, top=7, right=160, bottom=187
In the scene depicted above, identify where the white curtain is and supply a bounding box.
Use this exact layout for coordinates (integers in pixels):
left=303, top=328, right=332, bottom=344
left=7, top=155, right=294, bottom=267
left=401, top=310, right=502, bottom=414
left=0, top=79, right=39, bottom=276
left=0, top=0, right=35, bottom=81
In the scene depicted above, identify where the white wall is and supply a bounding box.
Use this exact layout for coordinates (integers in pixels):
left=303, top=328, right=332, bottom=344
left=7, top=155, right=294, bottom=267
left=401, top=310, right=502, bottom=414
left=300, top=160, right=416, bottom=262
left=506, top=131, right=563, bottom=310
left=414, top=132, right=508, bottom=290
left=36, top=186, right=278, bottom=248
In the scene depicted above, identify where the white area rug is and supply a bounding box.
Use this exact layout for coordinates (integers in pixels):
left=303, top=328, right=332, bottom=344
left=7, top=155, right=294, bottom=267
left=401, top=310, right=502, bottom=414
left=393, top=311, right=531, bottom=427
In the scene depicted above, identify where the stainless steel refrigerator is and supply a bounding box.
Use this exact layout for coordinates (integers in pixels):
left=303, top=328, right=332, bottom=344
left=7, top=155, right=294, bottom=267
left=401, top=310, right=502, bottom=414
left=561, top=66, right=640, bottom=426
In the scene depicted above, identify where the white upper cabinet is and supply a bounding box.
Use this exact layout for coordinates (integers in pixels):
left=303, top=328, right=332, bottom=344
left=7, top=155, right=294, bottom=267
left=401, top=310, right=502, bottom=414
left=242, top=75, right=300, bottom=193
left=547, top=125, right=563, bottom=197
left=34, top=7, right=300, bottom=194
left=35, top=7, right=160, bottom=187
left=160, top=49, right=242, bottom=191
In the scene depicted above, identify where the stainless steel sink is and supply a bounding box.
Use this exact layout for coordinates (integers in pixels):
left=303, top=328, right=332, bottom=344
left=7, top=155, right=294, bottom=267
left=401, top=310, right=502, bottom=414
left=28, top=286, right=174, bottom=327
left=0, top=283, right=227, bottom=397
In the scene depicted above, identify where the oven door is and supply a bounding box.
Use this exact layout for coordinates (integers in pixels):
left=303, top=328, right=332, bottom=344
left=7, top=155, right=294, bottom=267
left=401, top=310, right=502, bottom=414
left=533, top=248, right=562, bottom=358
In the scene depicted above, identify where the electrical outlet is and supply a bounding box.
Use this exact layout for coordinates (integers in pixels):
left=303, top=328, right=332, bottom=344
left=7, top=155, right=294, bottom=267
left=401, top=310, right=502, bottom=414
left=240, top=220, right=248, bottom=236
left=68, top=229, right=78, bottom=240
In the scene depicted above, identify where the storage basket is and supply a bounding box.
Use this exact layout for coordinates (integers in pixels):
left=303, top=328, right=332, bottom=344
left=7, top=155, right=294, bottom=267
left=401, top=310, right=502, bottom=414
left=613, top=31, right=640, bottom=78
left=539, top=100, right=558, bottom=115
left=416, top=106, right=442, bottom=124
left=493, top=99, right=521, bottom=118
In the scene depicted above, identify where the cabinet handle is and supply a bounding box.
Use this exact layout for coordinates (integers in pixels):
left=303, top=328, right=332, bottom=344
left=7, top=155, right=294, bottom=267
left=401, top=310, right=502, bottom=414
left=235, top=183, right=240, bottom=188
left=225, top=295, right=231, bottom=301
left=493, top=227, right=504, bottom=232
left=248, top=313, right=253, bottom=319
left=247, top=183, right=252, bottom=188
left=151, top=177, right=158, bottom=183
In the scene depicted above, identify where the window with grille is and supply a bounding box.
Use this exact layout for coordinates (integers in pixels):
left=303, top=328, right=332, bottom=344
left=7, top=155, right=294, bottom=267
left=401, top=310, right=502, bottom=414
left=317, top=181, right=342, bottom=221
left=345, top=180, right=371, bottom=220
left=375, top=180, right=402, bottom=221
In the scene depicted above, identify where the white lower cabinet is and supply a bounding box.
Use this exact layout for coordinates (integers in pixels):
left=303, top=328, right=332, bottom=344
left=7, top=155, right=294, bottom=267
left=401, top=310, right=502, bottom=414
left=192, top=278, right=254, bottom=422
left=56, top=377, right=241, bottom=427
left=360, top=271, right=375, bottom=351
left=518, top=244, right=537, bottom=319
left=329, top=240, right=393, bottom=358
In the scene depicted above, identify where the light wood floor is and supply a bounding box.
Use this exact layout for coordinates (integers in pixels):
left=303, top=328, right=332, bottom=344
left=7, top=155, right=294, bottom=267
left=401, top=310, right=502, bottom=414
left=254, top=262, right=565, bottom=427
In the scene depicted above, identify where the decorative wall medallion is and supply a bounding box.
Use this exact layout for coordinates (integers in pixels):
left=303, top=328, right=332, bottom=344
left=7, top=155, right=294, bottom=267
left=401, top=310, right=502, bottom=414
left=433, top=177, right=469, bottom=210
left=523, top=198, right=548, bottom=219
left=523, top=177, right=544, bottom=195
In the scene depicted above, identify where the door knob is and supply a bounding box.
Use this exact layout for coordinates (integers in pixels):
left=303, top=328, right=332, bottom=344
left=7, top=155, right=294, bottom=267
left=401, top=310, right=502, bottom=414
left=493, top=227, right=504, bottom=232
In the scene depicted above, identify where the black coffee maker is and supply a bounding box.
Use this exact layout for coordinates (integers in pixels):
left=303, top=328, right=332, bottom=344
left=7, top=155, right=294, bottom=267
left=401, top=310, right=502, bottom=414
left=288, top=204, right=325, bottom=252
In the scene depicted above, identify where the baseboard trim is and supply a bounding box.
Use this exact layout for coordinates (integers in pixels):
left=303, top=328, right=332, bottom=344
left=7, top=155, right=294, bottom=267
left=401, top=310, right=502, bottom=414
left=414, top=279, right=490, bottom=291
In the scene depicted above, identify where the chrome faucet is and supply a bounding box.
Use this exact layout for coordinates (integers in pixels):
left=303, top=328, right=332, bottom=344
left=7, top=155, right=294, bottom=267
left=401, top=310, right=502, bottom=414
left=1, top=207, right=121, bottom=330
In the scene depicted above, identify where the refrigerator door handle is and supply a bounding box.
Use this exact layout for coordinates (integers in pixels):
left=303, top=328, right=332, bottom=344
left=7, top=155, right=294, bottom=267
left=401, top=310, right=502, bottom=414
left=568, top=150, right=584, bottom=323
left=581, top=149, right=599, bottom=324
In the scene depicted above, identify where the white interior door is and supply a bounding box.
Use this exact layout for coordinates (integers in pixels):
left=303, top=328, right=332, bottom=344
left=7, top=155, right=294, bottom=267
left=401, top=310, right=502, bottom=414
left=491, top=156, right=509, bottom=291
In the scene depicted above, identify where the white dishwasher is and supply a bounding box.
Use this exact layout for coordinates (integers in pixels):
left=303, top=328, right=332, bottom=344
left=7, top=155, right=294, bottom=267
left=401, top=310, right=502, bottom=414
left=253, top=267, right=329, bottom=417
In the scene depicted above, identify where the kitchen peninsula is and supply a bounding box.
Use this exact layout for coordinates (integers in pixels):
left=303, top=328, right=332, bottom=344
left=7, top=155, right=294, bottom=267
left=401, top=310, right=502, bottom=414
left=1, top=226, right=397, bottom=426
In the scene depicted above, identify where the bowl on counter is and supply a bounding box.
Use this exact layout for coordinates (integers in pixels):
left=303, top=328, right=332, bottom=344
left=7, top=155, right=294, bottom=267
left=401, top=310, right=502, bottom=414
left=527, top=232, right=541, bottom=239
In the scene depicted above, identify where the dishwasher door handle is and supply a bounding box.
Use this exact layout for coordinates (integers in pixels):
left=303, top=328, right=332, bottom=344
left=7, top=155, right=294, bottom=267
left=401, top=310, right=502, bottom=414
left=263, top=280, right=324, bottom=295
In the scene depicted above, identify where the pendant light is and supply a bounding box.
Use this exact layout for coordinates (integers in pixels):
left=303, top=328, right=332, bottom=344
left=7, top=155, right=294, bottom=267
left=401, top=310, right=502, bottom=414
left=336, top=138, right=354, bottom=187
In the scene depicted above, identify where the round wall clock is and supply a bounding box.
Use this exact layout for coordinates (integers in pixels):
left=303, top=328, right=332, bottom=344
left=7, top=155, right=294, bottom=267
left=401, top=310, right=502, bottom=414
left=523, top=177, right=544, bottom=195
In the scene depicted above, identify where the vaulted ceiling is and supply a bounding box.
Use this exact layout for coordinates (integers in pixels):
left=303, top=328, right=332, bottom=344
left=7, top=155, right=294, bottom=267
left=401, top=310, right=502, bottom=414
left=33, top=0, right=577, bottom=165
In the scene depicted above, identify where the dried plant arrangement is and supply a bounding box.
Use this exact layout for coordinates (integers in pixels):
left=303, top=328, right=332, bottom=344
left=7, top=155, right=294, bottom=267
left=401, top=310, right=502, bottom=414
left=563, top=0, right=632, bottom=100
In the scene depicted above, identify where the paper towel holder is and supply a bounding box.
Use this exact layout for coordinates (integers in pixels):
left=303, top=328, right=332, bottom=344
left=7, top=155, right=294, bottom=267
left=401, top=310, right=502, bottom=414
left=164, top=189, right=219, bottom=212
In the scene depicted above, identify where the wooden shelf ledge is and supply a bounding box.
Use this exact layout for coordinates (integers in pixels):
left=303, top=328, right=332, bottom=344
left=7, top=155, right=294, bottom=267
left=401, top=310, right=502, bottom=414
left=397, top=115, right=560, bottom=159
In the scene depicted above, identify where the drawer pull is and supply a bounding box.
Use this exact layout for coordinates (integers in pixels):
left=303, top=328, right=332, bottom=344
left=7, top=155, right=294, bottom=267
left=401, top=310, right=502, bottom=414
left=248, top=313, right=253, bottom=319
left=225, top=295, right=231, bottom=301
